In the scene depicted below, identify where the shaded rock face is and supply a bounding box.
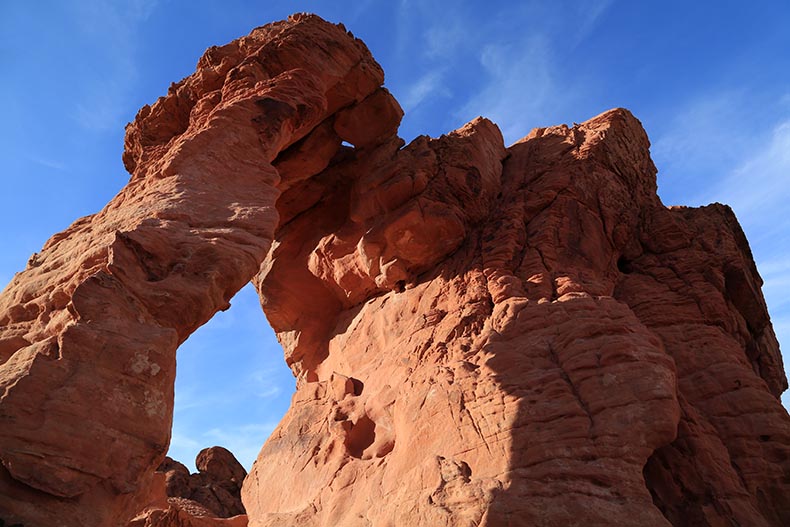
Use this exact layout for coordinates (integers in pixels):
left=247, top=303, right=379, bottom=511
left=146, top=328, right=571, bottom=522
left=128, top=447, right=247, bottom=527
left=161, top=447, right=246, bottom=518
left=0, top=13, right=788, bottom=527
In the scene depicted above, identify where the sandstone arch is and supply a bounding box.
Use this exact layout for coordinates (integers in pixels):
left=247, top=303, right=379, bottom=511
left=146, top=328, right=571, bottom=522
left=1, top=14, right=789, bottom=527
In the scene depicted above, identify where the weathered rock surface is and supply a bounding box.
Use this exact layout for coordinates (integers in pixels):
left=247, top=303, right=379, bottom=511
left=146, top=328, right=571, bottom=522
left=0, top=12, right=788, bottom=527
left=0, top=13, right=393, bottom=526
left=246, top=108, right=790, bottom=527
left=162, top=447, right=246, bottom=518
left=128, top=447, right=247, bottom=527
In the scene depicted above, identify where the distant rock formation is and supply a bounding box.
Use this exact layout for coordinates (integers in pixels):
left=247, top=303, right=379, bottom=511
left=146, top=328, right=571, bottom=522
left=0, top=13, right=788, bottom=527
left=128, top=447, right=247, bottom=527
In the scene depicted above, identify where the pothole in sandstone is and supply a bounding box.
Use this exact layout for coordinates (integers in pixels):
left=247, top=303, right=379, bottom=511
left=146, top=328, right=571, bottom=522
left=168, top=282, right=296, bottom=473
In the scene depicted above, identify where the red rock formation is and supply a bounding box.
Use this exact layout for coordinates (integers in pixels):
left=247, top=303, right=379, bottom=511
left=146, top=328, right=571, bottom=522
left=245, top=107, right=790, bottom=526
left=129, top=447, right=247, bottom=527
left=162, top=447, right=246, bottom=518
left=0, top=13, right=788, bottom=527
left=0, top=14, right=390, bottom=526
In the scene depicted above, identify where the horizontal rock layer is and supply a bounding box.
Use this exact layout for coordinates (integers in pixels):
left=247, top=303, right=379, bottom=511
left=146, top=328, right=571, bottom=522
left=0, top=13, right=787, bottom=527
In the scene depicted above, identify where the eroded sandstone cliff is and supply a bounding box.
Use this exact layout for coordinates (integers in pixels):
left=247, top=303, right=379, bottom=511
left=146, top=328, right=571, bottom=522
left=129, top=447, right=247, bottom=527
left=0, top=13, right=788, bottom=527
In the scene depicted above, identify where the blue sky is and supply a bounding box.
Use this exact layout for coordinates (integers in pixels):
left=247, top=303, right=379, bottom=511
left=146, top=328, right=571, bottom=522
left=2, top=1, right=789, bottom=470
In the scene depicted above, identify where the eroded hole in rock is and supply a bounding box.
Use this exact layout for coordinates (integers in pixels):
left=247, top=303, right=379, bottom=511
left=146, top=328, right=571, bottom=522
left=133, top=280, right=302, bottom=521
left=351, top=377, right=364, bottom=396
left=617, top=256, right=634, bottom=274
left=344, top=414, right=377, bottom=458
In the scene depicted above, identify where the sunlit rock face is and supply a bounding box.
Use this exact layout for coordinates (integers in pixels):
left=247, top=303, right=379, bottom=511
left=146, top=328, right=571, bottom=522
left=1, top=13, right=788, bottom=527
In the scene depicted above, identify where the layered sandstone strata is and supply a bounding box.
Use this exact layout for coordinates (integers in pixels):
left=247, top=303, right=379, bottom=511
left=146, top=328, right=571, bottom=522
left=0, top=13, right=787, bottom=527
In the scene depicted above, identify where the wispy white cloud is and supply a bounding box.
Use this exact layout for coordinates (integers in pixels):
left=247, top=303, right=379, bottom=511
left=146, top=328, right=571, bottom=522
left=457, top=35, right=560, bottom=144
left=573, top=0, right=616, bottom=46
left=249, top=367, right=286, bottom=399
left=168, top=422, right=278, bottom=472
left=173, top=365, right=288, bottom=414
left=169, top=422, right=279, bottom=472
left=67, top=0, right=159, bottom=130
left=393, top=0, right=418, bottom=60
left=173, top=386, right=235, bottom=414
left=422, top=17, right=465, bottom=60
left=170, top=431, right=201, bottom=451
left=651, top=91, right=751, bottom=192
left=74, top=83, right=132, bottom=131
left=394, top=2, right=618, bottom=143
left=171, top=362, right=288, bottom=471
left=763, top=278, right=790, bottom=315
left=400, top=70, right=451, bottom=112
left=669, top=114, right=789, bottom=278
left=125, top=0, right=159, bottom=20
left=27, top=156, right=67, bottom=171
left=203, top=422, right=279, bottom=470
left=708, top=119, right=790, bottom=225
left=647, top=89, right=790, bottom=215
left=169, top=280, right=294, bottom=471
left=388, top=6, right=466, bottom=134
left=342, top=0, right=379, bottom=24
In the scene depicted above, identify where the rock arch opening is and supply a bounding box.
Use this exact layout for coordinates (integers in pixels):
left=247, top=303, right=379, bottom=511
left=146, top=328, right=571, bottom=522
left=0, top=14, right=404, bottom=524
left=168, top=282, right=293, bottom=472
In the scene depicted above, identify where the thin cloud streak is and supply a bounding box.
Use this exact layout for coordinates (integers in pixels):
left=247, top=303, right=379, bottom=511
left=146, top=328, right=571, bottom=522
left=249, top=368, right=286, bottom=399
left=67, top=0, right=159, bottom=130
left=400, top=70, right=450, bottom=112
left=573, top=0, right=616, bottom=46
left=173, top=388, right=237, bottom=414
left=27, top=156, right=67, bottom=171
left=652, top=91, right=751, bottom=199
left=170, top=431, right=200, bottom=451
left=204, top=423, right=279, bottom=471
left=458, top=35, right=560, bottom=145
left=422, top=16, right=465, bottom=60
left=708, top=119, right=790, bottom=223
left=172, top=367, right=289, bottom=413
left=169, top=422, right=278, bottom=472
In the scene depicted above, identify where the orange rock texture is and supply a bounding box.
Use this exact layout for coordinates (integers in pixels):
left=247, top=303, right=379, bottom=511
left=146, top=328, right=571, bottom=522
left=128, top=447, right=247, bottom=527
left=0, top=13, right=788, bottom=527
